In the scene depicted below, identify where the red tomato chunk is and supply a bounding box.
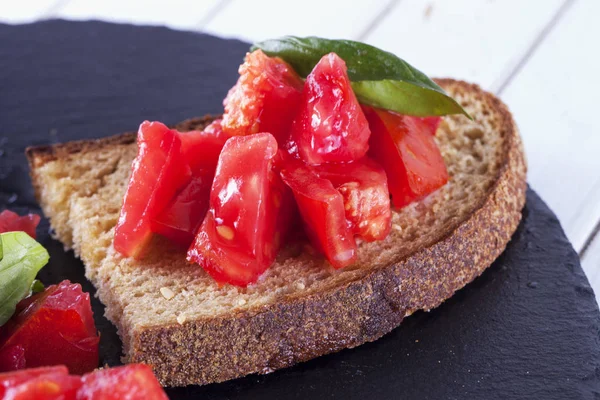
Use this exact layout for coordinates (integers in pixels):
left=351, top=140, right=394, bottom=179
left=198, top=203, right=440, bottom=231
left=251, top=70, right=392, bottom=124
left=314, top=158, right=392, bottom=242
left=222, top=50, right=303, bottom=145
left=280, top=160, right=357, bottom=269
left=289, top=53, right=370, bottom=165
left=151, top=120, right=229, bottom=248
left=0, top=210, right=41, bottom=239
left=78, top=364, right=168, bottom=400
left=114, top=121, right=191, bottom=258
left=364, top=107, right=448, bottom=208
left=0, top=281, right=99, bottom=375
left=0, top=364, right=168, bottom=400
left=188, top=133, right=293, bottom=286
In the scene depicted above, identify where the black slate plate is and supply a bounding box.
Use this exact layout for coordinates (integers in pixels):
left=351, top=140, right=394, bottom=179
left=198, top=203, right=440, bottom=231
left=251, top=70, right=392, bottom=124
left=1, top=20, right=599, bottom=400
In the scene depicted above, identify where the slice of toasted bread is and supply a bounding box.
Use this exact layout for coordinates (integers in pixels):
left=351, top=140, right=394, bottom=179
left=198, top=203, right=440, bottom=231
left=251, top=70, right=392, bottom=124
left=26, top=79, right=526, bottom=387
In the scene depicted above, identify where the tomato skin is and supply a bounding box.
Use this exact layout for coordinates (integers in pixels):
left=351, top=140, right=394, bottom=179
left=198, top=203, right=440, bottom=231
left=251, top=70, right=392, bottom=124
left=314, top=158, right=392, bottom=242
left=178, top=119, right=228, bottom=174
left=4, top=373, right=81, bottom=400
left=150, top=175, right=212, bottom=248
left=77, top=364, right=168, bottom=400
left=151, top=120, right=228, bottom=248
left=0, top=366, right=71, bottom=399
left=418, top=116, right=442, bottom=135
left=0, top=210, right=41, bottom=239
left=0, top=345, right=26, bottom=372
left=0, top=364, right=167, bottom=400
left=0, top=281, right=99, bottom=375
left=289, top=53, right=370, bottom=165
left=188, top=133, right=290, bottom=286
left=280, top=159, right=357, bottom=269
left=114, top=121, right=191, bottom=259
left=222, top=50, right=303, bottom=145
left=364, top=107, right=448, bottom=208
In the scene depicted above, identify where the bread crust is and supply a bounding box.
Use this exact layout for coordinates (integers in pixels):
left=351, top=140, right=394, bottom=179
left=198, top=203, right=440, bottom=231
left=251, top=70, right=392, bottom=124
left=26, top=80, right=527, bottom=387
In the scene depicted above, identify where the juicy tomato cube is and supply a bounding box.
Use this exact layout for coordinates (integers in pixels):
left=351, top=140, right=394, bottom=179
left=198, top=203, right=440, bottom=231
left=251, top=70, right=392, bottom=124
left=314, top=158, right=392, bottom=242
left=187, top=133, right=291, bottom=286
left=150, top=120, right=229, bottom=248
left=178, top=119, right=229, bottom=174
left=0, top=280, right=99, bottom=375
left=289, top=52, right=370, bottom=165
left=78, top=364, right=168, bottom=400
left=222, top=50, right=303, bottom=145
left=0, top=210, right=41, bottom=239
left=364, top=107, right=448, bottom=208
left=1, top=368, right=81, bottom=400
left=151, top=175, right=212, bottom=248
left=280, top=160, right=357, bottom=269
left=0, top=345, right=26, bottom=372
left=418, top=116, right=442, bottom=135
left=114, top=121, right=192, bottom=258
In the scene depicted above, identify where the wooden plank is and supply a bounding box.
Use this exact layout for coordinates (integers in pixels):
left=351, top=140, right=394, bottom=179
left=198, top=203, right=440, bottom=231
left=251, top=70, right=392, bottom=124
left=1, top=0, right=60, bottom=23
left=500, top=0, right=600, bottom=252
left=362, top=0, right=565, bottom=90
left=203, top=0, right=393, bottom=42
left=582, top=233, right=600, bottom=300
left=53, top=0, right=223, bottom=31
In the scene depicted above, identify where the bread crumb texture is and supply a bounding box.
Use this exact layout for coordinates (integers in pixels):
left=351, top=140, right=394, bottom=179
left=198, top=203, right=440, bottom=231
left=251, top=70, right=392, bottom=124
left=28, top=80, right=526, bottom=386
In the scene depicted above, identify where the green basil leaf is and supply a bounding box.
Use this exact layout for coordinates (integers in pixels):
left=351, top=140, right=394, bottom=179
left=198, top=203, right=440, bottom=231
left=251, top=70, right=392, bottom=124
left=30, top=279, right=45, bottom=294
left=0, top=232, right=49, bottom=326
left=252, top=36, right=471, bottom=119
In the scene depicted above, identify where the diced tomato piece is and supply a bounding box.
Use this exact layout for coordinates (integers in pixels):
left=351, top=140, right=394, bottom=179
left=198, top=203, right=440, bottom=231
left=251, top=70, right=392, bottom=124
left=289, top=53, right=370, bottom=165
left=0, top=366, right=80, bottom=400
left=178, top=119, right=229, bottom=174
left=77, top=364, right=168, bottom=400
left=314, top=158, right=392, bottom=242
left=150, top=120, right=229, bottom=248
left=114, top=121, right=191, bottom=258
left=151, top=175, right=212, bottom=248
left=0, top=345, right=26, bottom=372
left=188, top=133, right=292, bottom=286
left=364, top=107, right=448, bottom=208
left=0, top=366, right=69, bottom=398
left=280, top=160, right=357, bottom=269
left=0, top=281, right=99, bottom=375
left=222, top=50, right=303, bottom=145
left=0, top=210, right=41, bottom=239
left=418, top=116, right=442, bottom=135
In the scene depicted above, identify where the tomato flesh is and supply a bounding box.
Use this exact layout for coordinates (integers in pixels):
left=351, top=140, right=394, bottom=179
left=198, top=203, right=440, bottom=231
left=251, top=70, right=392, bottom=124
left=0, top=364, right=167, bottom=400
left=178, top=119, right=229, bottom=174
left=1, top=367, right=81, bottom=400
left=188, top=133, right=291, bottom=286
left=364, top=107, right=448, bottom=208
left=314, top=158, right=392, bottom=242
left=114, top=121, right=191, bottom=258
left=151, top=120, right=229, bottom=247
left=0, top=281, right=99, bottom=375
left=78, top=364, right=168, bottom=400
left=418, top=116, right=442, bottom=135
left=0, top=345, right=26, bottom=372
left=222, top=50, right=303, bottom=145
left=280, top=160, right=357, bottom=269
left=0, top=210, right=41, bottom=239
left=289, top=52, right=370, bottom=164
left=0, top=366, right=70, bottom=399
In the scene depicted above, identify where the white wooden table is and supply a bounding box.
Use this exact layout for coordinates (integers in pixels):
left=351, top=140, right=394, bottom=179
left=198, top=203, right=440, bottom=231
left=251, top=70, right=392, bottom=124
left=3, top=0, right=600, bottom=298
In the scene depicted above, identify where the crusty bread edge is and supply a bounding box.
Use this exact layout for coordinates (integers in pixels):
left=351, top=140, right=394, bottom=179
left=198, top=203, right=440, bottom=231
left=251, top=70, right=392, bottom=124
left=26, top=80, right=527, bottom=387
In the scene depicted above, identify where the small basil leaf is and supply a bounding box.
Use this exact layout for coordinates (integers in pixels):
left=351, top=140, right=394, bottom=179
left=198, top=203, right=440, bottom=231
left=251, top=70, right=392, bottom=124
left=0, top=232, right=49, bottom=326
left=30, top=279, right=45, bottom=294
left=252, top=36, right=471, bottom=119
